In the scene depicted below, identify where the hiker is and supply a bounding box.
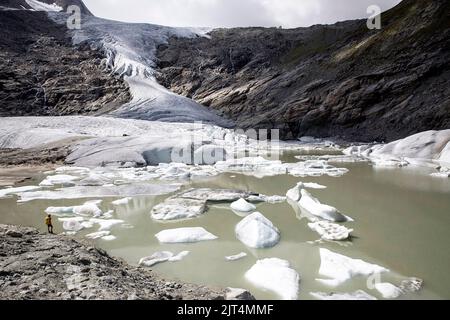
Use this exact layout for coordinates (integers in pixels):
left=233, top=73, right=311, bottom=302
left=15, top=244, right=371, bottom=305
left=45, top=214, right=53, bottom=234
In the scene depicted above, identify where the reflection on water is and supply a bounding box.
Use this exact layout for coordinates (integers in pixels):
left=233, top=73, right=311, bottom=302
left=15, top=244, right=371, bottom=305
left=0, top=152, right=449, bottom=300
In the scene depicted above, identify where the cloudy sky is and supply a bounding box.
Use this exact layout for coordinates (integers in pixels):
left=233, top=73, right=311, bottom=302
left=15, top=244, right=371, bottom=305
left=84, top=0, right=402, bottom=28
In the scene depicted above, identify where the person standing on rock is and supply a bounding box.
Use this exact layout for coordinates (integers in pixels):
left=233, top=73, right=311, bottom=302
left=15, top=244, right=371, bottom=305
left=45, top=214, right=54, bottom=234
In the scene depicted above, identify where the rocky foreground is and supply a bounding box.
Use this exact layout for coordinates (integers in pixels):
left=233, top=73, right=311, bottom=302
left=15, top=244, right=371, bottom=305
left=0, top=224, right=253, bottom=300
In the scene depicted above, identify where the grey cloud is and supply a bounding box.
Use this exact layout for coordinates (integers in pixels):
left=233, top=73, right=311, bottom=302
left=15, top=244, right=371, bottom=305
left=83, top=0, right=402, bottom=28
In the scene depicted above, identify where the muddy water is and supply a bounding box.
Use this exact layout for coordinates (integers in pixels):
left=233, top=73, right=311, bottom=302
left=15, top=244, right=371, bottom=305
left=1, top=152, right=449, bottom=300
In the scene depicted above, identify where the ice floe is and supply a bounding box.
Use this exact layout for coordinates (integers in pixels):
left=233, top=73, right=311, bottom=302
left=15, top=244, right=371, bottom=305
left=374, top=283, right=403, bottom=299
left=59, top=217, right=86, bottom=232
left=89, top=218, right=124, bottom=231
left=0, top=186, right=41, bottom=199
left=225, top=252, right=248, bottom=261
left=317, top=248, right=389, bottom=287
left=155, top=227, right=218, bottom=244
left=308, top=221, right=353, bottom=241
left=245, top=258, right=300, bottom=300
left=311, top=290, right=377, bottom=300
left=235, top=212, right=280, bottom=249
left=139, top=251, right=190, bottom=267
left=112, top=197, right=133, bottom=206
left=299, top=190, right=351, bottom=222
left=286, top=182, right=327, bottom=202
left=230, top=199, right=256, bottom=213
left=151, top=198, right=207, bottom=221
left=178, top=188, right=256, bottom=202
left=85, top=231, right=112, bottom=240
left=39, top=174, right=80, bottom=187
left=17, top=183, right=180, bottom=202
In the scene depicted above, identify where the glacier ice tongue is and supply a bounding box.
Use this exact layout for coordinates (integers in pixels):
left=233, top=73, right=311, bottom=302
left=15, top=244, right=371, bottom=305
left=235, top=212, right=280, bottom=249
left=317, top=248, right=389, bottom=287
left=245, top=258, right=300, bottom=300
left=155, top=227, right=218, bottom=244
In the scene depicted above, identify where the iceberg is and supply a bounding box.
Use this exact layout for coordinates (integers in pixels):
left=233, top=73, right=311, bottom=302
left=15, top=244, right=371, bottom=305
left=17, top=183, right=180, bottom=202
left=230, top=198, right=256, bottom=213
left=155, top=227, right=218, bottom=244
left=286, top=182, right=327, bottom=202
left=39, top=174, right=79, bottom=187
left=235, top=212, right=280, bottom=249
left=89, top=218, right=124, bottom=231
left=225, top=252, right=248, bottom=262
left=85, top=231, right=111, bottom=240
left=0, top=185, right=41, bottom=199
left=112, top=197, right=133, bottom=206
left=317, top=248, right=389, bottom=287
left=299, top=190, right=351, bottom=222
left=374, top=283, right=403, bottom=299
left=151, top=198, right=207, bottom=221
left=245, top=258, right=300, bottom=300
left=59, top=217, right=85, bottom=232
left=139, top=251, right=190, bottom=267
left=178, top=188, right=256, bottom=202
left=308, top=221, right=353, bottom=241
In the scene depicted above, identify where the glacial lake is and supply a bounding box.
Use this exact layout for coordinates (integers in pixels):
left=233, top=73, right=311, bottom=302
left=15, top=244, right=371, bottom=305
left=1, top=151, right=449, bottom=300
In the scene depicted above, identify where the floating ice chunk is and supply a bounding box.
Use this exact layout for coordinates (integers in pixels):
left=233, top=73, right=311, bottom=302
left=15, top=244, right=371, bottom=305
left=155, top=227, right=218, bottom=244
left=287, top=160, right=349, bottom=177
left=311, top=290, right=377, bottom=300
left=112, top=197, right=133, bottom=206
left=151, top=198, right=207, bottom=221
left=317, top=248, right=389, bottom=287
left=45, top=206, right=75, bottom=215
left=17, top=183, right=180, bottom=202
left=299, top=190, right=351, bottom=222
left=59, top=217, right=85, bottom=232
left=0, top=185, right=40, bottom=198
left=399, top=277, right=423, bottom=293
left=55, top=166, right=90, bottom=175
left=371, top=156, right=409, bottom=168
left=235, top=212, right=280, bottom=249
left=308, top=221, right=353, bottom=241
left=78, top=174, right=112, bottom=186
left=139, top=251, right=174, bottom=267
left=85, top=231, right=110, bottom=239
left=178, top=188, right=256, bottom=202
left=73, top=202, right=103, bottom=217
left=39, top=174, right=79, bottom=187
left=286, top=182, right=327, bottom=202
left=25, top=0, right=63, bottom=12
left=225, top=252, right=248, bottom=261
left=248, top=194, right=286, bottom=204
left=430, top=171, right=450, bottom=178
left=101, top=235, right=117, bottom=241
left=90, top=218, right=124, bottom=231
left=215, top=157, right=287, bottom=178
left=245, top=258, right=300, bottom=300
left=374, top=283, right=403, bottom=299
left=169, top=251, right=190, bottom=262
left=230, top=199, right=256, bottom=213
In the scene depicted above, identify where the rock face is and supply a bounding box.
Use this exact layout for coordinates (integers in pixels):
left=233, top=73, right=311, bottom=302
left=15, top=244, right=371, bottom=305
left=0, top=224, right=227, bottom=300
left=0, top=8, right=131, bottom=117
left=156, top=0, right=450, bottom=142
